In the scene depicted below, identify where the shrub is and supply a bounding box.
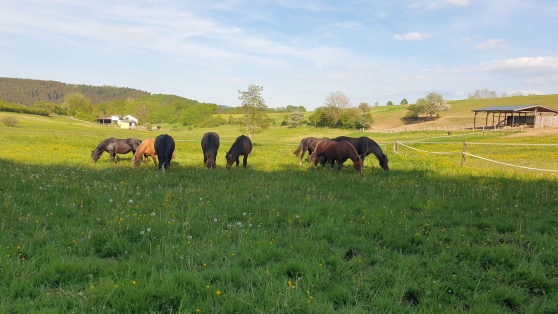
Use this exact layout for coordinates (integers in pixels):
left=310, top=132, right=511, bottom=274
left=1, top=115, right=19, bottom=127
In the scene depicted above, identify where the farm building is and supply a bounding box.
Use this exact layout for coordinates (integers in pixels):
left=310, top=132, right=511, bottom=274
left=472, top=104, right=558, bottom=129
left=96, top=115, right=139, bottom=126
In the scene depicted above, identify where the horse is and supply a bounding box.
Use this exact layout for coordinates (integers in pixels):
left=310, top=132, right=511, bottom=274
left=201, top=132, right=220, bottom=169
left=331, top=136, right=389, bottom=171
left=132, top=138, right=158, bottom=167
left=293, top=137, right=329, bottom=165
left=225, top=135, right=252, bottom=169
left=313, top=140, right=363, bottom=174
left=154, top=134, right=175, bottom=171
left=91, top=137, right=142, bottom=163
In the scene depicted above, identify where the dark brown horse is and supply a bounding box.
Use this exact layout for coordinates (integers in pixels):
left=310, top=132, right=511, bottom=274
left=331, top=136, right=389, bottom=170
left=225, top=135, right=252, bottom=169
left=154, top=134, right=175, bottom=171
left=293, top=137, right=329, bottom=165
left=91, top=137, right=142, bottom=163
left=313, top=140, right=363, bottom=174
left=201, top=132, right=220, bottom=169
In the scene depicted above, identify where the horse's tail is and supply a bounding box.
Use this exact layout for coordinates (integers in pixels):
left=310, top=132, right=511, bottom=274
left=293, top=139, right=305, bottom=156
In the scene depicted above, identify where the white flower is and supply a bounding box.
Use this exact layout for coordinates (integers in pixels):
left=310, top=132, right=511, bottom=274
left=147, top=228, right=151, bottom=232
left=214, top=218, right=218, bottom=222
left=151, top=212, right=156, bottom=216
left=243, top=212, right=246, bottom=216
left=140, top=231, right=145, bottom=235
left=109, top=199, right=113, bottom=203
left=129, top=200, right=133, bottom=204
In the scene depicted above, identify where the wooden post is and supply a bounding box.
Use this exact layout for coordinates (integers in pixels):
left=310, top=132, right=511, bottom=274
left=394, top=141, right=399, bottom=153
left=461, top=142, right=467, bottom=166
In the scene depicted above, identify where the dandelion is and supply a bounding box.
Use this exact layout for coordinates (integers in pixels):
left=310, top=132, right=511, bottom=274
left=109, top=199, right=113, bottom=203
left=132, top=281, right=137, bottom=285
left=129, top=200, right=133, bottom=204
left=214, top=218, right=218, bottom=222
left=147, top=228, right=151, bottom=232
left=216, top=291, right=221, bottom=295
left=140, top=231, right=145, bottom=235
left=115, top=285, right=119, bottom=289
left=151, top=212, right=156, bottom=216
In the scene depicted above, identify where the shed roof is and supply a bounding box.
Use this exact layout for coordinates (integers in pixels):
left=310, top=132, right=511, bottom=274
left=472, top=104, right=558, bottom=114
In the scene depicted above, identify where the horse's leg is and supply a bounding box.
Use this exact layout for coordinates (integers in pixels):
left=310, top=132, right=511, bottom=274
left=236, top=157, right=240, bottom=168
left=242, top=155, right=248, bottom=168
left=337, top=158, right=344, bottom=171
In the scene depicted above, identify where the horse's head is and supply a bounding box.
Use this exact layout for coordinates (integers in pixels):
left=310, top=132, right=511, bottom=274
left=91, top=150, right=100, bottom=163
left=379, top=154, right=389, bottom=171
left=205, top=153, right=216, bottom=169
left=225, top=151, right=234, bottom=170
left=132, top=155, right=141, bottom=167
left=354, top=156, right=363, bottom=174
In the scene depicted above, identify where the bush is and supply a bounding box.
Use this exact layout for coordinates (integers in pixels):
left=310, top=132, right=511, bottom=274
left=2, top=115, right=19, bottom=127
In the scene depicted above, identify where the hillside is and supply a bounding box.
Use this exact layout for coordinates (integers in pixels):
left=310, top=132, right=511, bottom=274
left=0, top=77, right=150, bottom=106
left=369, top=94, right=558, bottom=131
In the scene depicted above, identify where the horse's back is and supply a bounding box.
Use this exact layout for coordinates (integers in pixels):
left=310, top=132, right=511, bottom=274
left=233, top=135, right=252, bottom=154
left=202, top=132, right=220, bottom=151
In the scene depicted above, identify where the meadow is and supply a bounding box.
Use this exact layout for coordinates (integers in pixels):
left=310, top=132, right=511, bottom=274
left=1, top=113, right=557, bottom=313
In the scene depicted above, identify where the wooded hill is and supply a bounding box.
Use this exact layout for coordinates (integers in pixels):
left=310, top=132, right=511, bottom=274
left=0, top=77, right=150, bottom=106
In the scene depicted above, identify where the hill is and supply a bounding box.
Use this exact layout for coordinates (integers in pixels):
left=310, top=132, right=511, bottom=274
left=369, top=94, right=558, bottom=131
left=0, top=77, right=150, bottom=106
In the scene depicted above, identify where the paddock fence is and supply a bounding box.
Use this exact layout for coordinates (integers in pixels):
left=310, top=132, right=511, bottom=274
left=394, top=140, right=558, bottom=173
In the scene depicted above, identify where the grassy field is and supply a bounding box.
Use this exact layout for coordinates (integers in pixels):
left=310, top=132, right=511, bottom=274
left=1, top=112, right=558, bottom=313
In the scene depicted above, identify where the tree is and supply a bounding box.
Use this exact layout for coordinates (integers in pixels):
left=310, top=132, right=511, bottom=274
left=284, top=111, right=305, bottom=127
left=415, top=92, right=451, bottom=119
left=135, top=103, right=149, bottom=124
left=374, top=102, right=379, bottom=107
left=1, top=115, right=18, bottom=127
left=238, top=84, right=271, bottom=138
left=400, top=98, right=408, bottom=105
left=403, top=104, right=420, bottom=120
left=321, top=91, right=351, bottom=127
left=468, top=88, right=498, bottom=99
left=387, top=101, right=394, bottom=106
left=356, top=113, right=374, bottom=130
left=338, top=108, right=361, bottom=129
left=358, top=102, right=371, bottom=115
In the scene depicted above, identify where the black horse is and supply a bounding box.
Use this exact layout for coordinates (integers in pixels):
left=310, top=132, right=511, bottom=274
left=201, top=132, right=220, bottom=169
left=154, top=134, right=175, bottom=171
left=91, top=137, right=142, bottom=163
left=225, top=135, right=252, bottom=169
left=293, top=137, right=329, bottom=165
left=331, top=136, right=389, bottom=170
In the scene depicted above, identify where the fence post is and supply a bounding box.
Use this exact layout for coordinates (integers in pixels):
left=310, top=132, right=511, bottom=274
left=461, top=142, right=467, bottom=166
left=394, top=141, right=398, bottom=153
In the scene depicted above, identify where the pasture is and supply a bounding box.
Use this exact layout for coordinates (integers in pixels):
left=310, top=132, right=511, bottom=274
left=1, top=113, right=557, bottom=313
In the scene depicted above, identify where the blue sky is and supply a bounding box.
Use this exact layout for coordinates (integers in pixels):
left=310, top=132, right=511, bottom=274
left=1, top=0, right=557, bottom=110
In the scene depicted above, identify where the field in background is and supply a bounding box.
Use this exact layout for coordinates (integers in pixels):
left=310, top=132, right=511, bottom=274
left=1, top=112, right=557, bottom=313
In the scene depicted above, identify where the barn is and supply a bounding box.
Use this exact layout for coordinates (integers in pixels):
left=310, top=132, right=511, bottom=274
left=472, top=104, right=558, bottom=129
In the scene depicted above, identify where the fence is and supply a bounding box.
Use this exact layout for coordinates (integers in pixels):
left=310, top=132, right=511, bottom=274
left=394, top=140, right=558, bottom=173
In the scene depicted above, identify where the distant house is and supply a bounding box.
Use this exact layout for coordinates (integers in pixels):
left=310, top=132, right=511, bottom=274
left=96, top=114, right=139, bottom=126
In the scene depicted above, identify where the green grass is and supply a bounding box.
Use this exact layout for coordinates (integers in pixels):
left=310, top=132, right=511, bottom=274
left=1, top=113, right=557, bottom=313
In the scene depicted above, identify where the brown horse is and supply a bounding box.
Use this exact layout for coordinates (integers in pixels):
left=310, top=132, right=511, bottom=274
left=331, top=136, right=389, bottom=170
left=132, top=138, right=158, bottom=167
left=293, top=137, right=329, bottom=165
left=132, top=137, right=177, bottom=168
left=313, top=140, right=363, bottom=174
left=201, top=132, right=220, bottom=169
left=225, top=135, right=252, bottom=169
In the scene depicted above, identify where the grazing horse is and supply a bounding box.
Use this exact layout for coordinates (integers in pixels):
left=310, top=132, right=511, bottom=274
left=313, top=140, right=363, bottom=174
left=154, top=134, right=175, bottom=171
left=331, top=136, right=389, bottom=171
left=132, top=138, right=176, bottom=167
left=293, top=137, right=329, bottom=165
left=91, top=137, right=142, bottom=163
left=201, top=132, right=220, bottom=169
left=225, top=135, right=252, bottom=169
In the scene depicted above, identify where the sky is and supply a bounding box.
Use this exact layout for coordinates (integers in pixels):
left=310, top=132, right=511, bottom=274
left=1, top=0, right=558, bottom=110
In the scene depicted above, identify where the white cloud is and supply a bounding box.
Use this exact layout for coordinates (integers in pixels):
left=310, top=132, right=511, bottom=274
left=483, top=55, right=558, bottom=76
left=444, top=0, right=470, bottom=6
left=394, top=32, right=432, bottom=41
left=475, top=39, right=507, bottom=50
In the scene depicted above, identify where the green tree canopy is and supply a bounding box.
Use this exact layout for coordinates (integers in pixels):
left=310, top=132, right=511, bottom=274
left=238, top=84, right=272, bottom=138
left=400, top=98, right=408, bottom=105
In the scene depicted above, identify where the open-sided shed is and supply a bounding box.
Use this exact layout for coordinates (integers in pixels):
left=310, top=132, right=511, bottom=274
left=472, top=104, right=558, bottom=129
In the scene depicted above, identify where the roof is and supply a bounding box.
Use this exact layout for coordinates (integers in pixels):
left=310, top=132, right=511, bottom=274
left=472, top=104, right=558, bottom=114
